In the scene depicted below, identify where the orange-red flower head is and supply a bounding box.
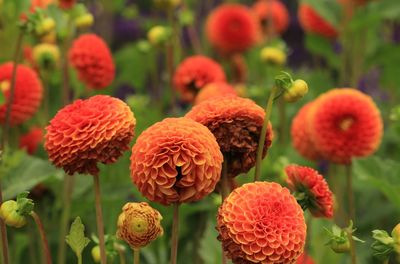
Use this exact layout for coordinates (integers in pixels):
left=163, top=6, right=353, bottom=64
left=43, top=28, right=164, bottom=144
left=45, top=95, right=136, bottom=176
left=116, top=202, right=163, bottom=249
left=291, top=102, right=322, bottom=161
left=0, top=63, right=43, bottom=126
left=309, top=88, right=383, bottom=164
left=186, top=96, right=273, bottom=178
left=19, top=127, right=43, bottom=155
left=206, top=3, right=261, bottom=54
left=58, top=0, right=76, bottom=9
left=194, top=82, right=237, bottom=105
left=217, top=182, right=306, bottom=263
left=285, top=165, right=333, bottom=218
left=173, top=56, right=226, bottom=102
left=296, top=252, right=315, bottom=264
left=69, top=34, right=115, bottom=89
left=252, top=0, right=290, bottom=35
left=298, top=4, right=338, bottom=39
left=130, top=117, right=223, bottom=205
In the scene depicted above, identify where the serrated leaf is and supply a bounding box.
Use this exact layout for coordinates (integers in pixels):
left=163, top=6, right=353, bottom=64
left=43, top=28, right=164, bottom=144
left=66, top=217, right=90, bottom=259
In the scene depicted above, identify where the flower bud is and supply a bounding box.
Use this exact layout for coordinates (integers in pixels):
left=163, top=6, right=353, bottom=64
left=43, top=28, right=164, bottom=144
left=330, top=239, right=350, bottom=253
left=116, top=202, right=163, bottom=249
left=260, top=47, right=287, bottom=66
left=283, top=79, right=308, bottom=103
left=33, top=43, right=60, bottom=70
left=392, top=223, right=400, bottom=254
left=147, top=26, right=170, bottom=46
left=91, top=245, right=101, bottom=263
left=0, top=200, right=27, bottom=228
left=75, top=14, right=94, bottom=29
left=36, top=17, right=56, bottom=36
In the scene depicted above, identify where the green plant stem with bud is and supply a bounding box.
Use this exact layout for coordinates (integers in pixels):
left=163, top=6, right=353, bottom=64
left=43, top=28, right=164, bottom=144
left=254, top=86, right=278, bottom=182
left=31, top=211, right=52, bottom=264
left=133, top=248, right=140, bottom=264
left=170, top=203, right=180, bottom=264
left=0, top=29, right=25, bottom=264
left=346, top=164, right=355, bottom=223
left=93, top=174, right=107, bottom=264
left=346, top=227, right=357, bottom=264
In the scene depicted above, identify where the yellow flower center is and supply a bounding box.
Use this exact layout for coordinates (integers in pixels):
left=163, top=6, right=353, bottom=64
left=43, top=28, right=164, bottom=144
left=0, top=80, right=10, bottom=93
left=129, top=217, right=148, bottom=234
left=339, top=117, right=354, bottom=131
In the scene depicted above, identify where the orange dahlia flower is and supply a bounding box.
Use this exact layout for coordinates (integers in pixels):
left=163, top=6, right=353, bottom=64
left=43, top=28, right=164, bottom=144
left=58, top=0, right=76, bottom=9
left=194, top=82, right=237, bottom=105
left=186, top=96, right=272, bottom=178
left=116, top=202, right=163, bottom=249
left=45, top=95, right=136, bottom=176
left=285, top=164, right=333, bottom=218
left=298, top=4, right=338, bottom=39
left=69, top=34, right=115, bottom=89
left=291, top=102, right=322, bottom=161
left=130, top=117, right=223, bottom=205
left=0, top=63, right=43, bottom=126
left=173, top=56, right=226, bottom=102
left=206, top=4, right=261, bottom=54
left=296, top=252, right=315, bottom=264
left=217, top=182, right=306, bottom=263
left=309, top=88, right=383, bottom=164
left=19, top=127, right=43, bottom=155
left=252, top=0, right=290, bottom=35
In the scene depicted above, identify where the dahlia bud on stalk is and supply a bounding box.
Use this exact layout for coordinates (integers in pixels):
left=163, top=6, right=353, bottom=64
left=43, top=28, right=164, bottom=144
left=147, top=25, right=171, bottom=46
left=116, top=202, right=163, bottom=249
left=260, top=46, right=287, bottom=66
left=33, top=43, right=60, bottom=70
left=325, top=221, right=364, bottom=254
left=91, top=245, right=101, bottom=263
left=75, top=13, right=94, bottom=29
left=35, top=17, right=56, bottom=36
left=371, top=223, right=400, bottom=261
left=0, top=192, right=34, bottom=228
left=283, top=79, right=308, bottom=103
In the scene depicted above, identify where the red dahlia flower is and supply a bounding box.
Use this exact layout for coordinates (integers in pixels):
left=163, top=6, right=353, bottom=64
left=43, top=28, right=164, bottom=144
left=309, top=88, right=383, bottom=164
left=285, top=165, right=334, bottom=218
left=194, top=82, right=237, bottom=105
left=69, top=34, right=115, bottom=89
left=45, top=95, right=136, bottom=176
left=173, top=56, right=226, bottom=102
left=58, top=0, right=76, bottom=9
left=186, top=96, right=273, bottom=178
left=217, top=182, right=306, bottom=263
left=19, top=127, right=43, bottom=155
left=298, top=4, right=338, bottom=39
left=296, top=252, right=315, bottom=264
left=291, top=102, right=322, bottom=161
left=206, top=4, right=261, bottom=54
left=130, top=117, right=223, bottom=205
left=0, top=63, right=43, bottom=126
left=252, top=0, right=290, bottom=35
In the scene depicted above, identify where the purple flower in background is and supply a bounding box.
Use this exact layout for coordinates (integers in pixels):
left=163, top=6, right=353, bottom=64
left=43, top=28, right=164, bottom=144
left=358, top=68, right=389, bottom=101
left=113, top=15, right=143, bottom=49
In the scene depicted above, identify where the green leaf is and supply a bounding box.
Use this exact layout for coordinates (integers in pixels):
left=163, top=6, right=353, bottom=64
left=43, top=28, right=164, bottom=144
left=16, top=191, right=34, bottom=216
left=305, top=34, right=340, bottom=69
left=65, top=217, right=91, bottom=259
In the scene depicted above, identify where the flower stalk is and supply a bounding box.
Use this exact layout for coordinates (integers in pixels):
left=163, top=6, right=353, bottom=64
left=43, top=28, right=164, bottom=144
left=31, top=211, right=52, bottom=264
left=93, top=174, right=107, bottom=264
left=170, top=203, right=180, bottom=264
left=346, top=163, right=355, bottom=222
left=133, top=248, right=140, bottom=264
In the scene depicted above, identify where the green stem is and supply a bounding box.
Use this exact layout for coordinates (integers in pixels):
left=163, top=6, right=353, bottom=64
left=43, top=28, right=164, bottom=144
left=118, top=248, right=126, bottom=264
left=77, top=254, right=82, bottom=264
left=170, top=203, right=180, bottom=264
left=57, top=174, right=75, bottom=264
left=61, top=17, right=73, bottom=106
left=346, top=163, right=355, bottom=223
left=254, top=86, right=277, bottom=182
left=133, top=248, right=140, bottom=264
left=31, top=211, right=52, bottom=264
left=278, top=97, right=286, bottom=144
left=346, top=227, right=357, bottom=264
left=93, top=174, right=107, bottom=264
left=166, top=8, right=177, bottom=113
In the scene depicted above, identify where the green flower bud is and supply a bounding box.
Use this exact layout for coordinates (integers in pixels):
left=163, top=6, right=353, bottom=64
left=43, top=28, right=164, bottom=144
left=0, top=200, right=27, bottom=228
left=330, top=239, right=350, bottom=253
left=75, top=14, right=94, bottom=29
left=147, top=26, right=171, bottom=46
left=283, top=79, right=308, bottom=103
left=260, top=47, right=287, bottom=66
left=33, top=43, right=60, bottom=70
left=36, top=17, right=56, bottom=36
left=91, top=245, right=101, bottom=263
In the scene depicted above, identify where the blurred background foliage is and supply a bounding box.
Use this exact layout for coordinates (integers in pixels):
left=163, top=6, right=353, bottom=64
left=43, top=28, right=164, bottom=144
left=0, top=0, right=400, bottom=263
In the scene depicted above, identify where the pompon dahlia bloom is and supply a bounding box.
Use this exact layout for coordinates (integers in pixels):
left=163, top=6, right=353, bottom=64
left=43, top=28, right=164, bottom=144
left=194, top=82, right=237, bottom=105
left=291, top=102, right=322, bottom=161
left=217, top=182, right=306, bottom=264
left=69, top=34, right=115, bottom=89
left=173, top=56, right=226, bottom=102
left=58, top=0, right=76, bottom=9
left=0, top=63, right=43, bottom=126
left=296, top=252, right=315, bottom=264
left=19, top=127, right=43, bottom=155
left=309, top=88, right=383, bottom=164
left=206, top=4, right=261, bottom=54
left=116, top=202, right=163, bottom=249
left=45, top=95, right=136, bottom=176
left=130, top=117, right=223, bottom=205
left=186, top=96, right=272, bottom=178
left=252, top=0, right=290, bottom=35
left=285, top=165, right=333, bottom=218
left=298, top=4, right=338, bottom=39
